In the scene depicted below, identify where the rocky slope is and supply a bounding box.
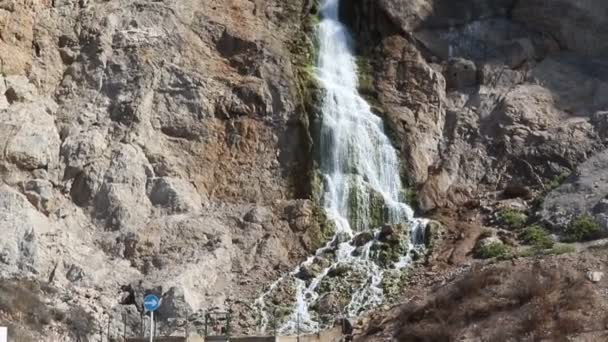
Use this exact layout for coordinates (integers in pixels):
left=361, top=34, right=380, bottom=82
left=342, top=0, right=608, bottom=234
left=0, top=0, right=329, bottom=339
left=2, top=0, right=608, bottom=340
left=338, top=0, right=608, bottom=340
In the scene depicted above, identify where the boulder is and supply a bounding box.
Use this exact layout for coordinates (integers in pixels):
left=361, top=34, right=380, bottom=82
left=445, top=58, right=477, bottom=90
left=0, top=185, right=51, bottom=276
left=20, top=179, right=54, bottom=214
left=60, top=128, right=108, bottom=178
left=243, top=206, right=272, bottom=224
left=157, top=286, right=192, bottom=321
left=3, top=75, right=38, bottom=103
left=541, top=149, right=608, bottom=232
left=1, top=102, right=61, bottom=171
left=147, top=177, right=204, bottom=214
left=586, top=271, right=604, bottom=283
left=351, top=232, right=374, bottom=247
left=94, top=144, right=152, bottom=231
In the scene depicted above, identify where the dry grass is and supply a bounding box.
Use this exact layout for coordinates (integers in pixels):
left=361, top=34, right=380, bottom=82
left=392, top=261, right=601, bottom=342
left=0, top=279, right=94, bottom=339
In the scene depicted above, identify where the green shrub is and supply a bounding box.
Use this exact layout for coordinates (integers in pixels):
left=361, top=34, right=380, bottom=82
left=479, top=228, right=494, bottom=239
left=497, top=209, right=527, bottom=229
left=565, top=215, right=600, bottom=242
left=476, top=242, right=512, bottom=260
left=544, top=171, right=571, bottom=191
left=520, top=225, right=554, bottom=249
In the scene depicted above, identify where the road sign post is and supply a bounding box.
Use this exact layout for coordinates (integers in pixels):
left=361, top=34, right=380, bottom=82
left=143, top=294, right=160, bottom=342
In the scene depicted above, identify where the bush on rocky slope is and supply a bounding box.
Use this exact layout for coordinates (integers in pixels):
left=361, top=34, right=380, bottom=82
left=475, top=241, right=511, bottom=260
left=497, top=209, right=527, bottom=230
left=565, top=215, right=601, bottom=242
left=520, top=225, right=554, bottom=250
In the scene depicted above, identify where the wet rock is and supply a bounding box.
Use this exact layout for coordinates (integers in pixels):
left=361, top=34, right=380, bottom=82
left=295, top=258, right=329, bottom=281
left=352, top=232, right=374, bottom=247
left=379, top=224, right=404, bottom=244
left=327, top=264, right=351, bottom=278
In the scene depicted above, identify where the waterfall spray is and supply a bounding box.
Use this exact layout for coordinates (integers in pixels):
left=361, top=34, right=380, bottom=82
left=256, top=0, right=427, bottom=334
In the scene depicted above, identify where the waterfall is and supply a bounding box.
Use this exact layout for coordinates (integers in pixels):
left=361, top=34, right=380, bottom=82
left=255, top=0, right=427, bottom=334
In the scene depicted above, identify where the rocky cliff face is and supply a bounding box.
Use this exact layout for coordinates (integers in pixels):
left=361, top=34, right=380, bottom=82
left=2, top=0, right=608, bottom=340
left=0, top=0, right=328, bottom=339
left=336, top=0, right=608, bottom=340
left=342, top=0, right=608, bottom=234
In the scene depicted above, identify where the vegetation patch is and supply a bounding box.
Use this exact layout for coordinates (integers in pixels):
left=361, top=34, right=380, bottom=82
left=564, top=214, right=600, bottom=242
left=520, top=225, right=554, bottom=250
left=476, top=242, right=512, bottom=260
left=544, top=171, right=571, bottom=192
left=497, top=208, right=527, bottom=229
left=404, top=189, right=419, bottom=212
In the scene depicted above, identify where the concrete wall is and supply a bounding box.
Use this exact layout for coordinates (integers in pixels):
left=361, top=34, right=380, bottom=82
left=229, top=327, right=342, bottom=342
left=126, top=337, right=186, bottom=342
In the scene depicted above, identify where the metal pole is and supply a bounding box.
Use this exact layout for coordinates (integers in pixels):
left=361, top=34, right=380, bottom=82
left=297, top=313, right=300, bottom=342
left=107, top=315, right=111, bottom=341
left=150, top=312, right=154, bottom=342
left=123, top=313, right=127, bottom=342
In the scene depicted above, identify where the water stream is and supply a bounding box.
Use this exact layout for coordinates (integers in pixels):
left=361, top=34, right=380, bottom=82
left=255, top=0, right=427, bottom=334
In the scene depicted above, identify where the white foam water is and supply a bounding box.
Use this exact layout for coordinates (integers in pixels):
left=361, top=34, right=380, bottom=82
left=256, top=0, right=426, bottom=334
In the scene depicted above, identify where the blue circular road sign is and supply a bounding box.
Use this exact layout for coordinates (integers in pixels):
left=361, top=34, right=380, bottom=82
left=143, top=294, right=160, bottom=312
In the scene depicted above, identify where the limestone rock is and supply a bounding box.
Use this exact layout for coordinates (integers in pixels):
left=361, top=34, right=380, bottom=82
left=157, top=286, right=192, bottom=321
left=513, top=0, right=608, bottom=57
left=445, top=58, right=477, bottom=90
left=4, top=75, right=38, bottom=103
left=586, top=271, right=604, bottom=283
left=352, top=232, right=374, bottom=247
left=1, top=102, right=61, bottom=171
left=20, top=179, right=54, bottom=214
left=541, top=149, right=608, bottom=233
left=243, top=206, right=272, bottom=224
left=0, top=185, right=51, bottom=276
left=147, top=177, right=204, bottom=214
left=94, top=144, right=152, bottom=231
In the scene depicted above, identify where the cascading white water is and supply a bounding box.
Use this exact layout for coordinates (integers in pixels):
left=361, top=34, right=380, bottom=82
left=256, top=0, right=426, bottom=334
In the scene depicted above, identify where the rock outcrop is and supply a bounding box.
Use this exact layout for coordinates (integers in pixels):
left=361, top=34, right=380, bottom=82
left=342, top=0, right=608, bottom=222
left=0, top=0, right=322, bottom=339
